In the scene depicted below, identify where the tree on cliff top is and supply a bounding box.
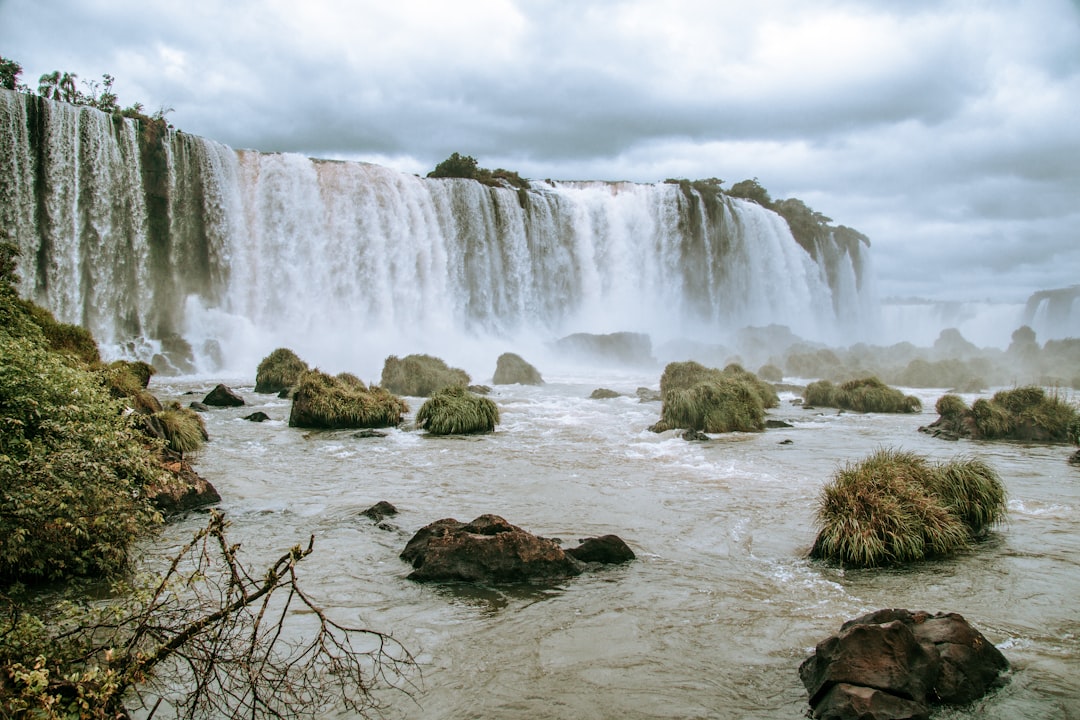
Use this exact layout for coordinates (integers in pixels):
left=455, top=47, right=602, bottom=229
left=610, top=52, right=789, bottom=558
left=0, top=56, right=23, bottom=91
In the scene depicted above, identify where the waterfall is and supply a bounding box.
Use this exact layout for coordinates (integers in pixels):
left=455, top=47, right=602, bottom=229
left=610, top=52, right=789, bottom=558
left=0, top=89, right=877, bottom=377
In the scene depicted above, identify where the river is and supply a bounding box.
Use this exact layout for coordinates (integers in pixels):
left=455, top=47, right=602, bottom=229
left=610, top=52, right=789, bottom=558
left=146, top=367, right=1080, bottom=719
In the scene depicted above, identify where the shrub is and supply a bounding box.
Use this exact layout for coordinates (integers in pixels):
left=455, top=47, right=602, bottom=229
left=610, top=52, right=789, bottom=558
left=380, top=354, right=470, bottom=397
left=416, top=385, right=499, bottom=435
left=255, top=347, right=309, bottom=394
left=492, top=352, right=543, bottom=385
left=810, top=449, right=1005, bottom=567
left=971, top=398, right=1014, bottom=438
left=289, top=370, right=408, bottom=429
left=0, top=332, right=163, bottom=583
left=14, top=297, right=100, bottom=365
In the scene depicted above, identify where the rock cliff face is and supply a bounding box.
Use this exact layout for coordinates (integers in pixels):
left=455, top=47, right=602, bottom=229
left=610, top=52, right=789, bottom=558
left=0, top=88, right=876, bottom=373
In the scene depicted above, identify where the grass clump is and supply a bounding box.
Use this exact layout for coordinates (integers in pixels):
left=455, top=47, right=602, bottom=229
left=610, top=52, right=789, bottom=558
left=810, top=448, right=1006, bottom=567
left=380, top=354, right=470, bottom=397
left=803, top=377, right=921, bottom=413
left=416, top=385, right=500, bottom=435
left=653, top=362, right=767, bottom=433
left=289, top=370, right=408, bottom=429
left=149, top=402, right=208, bottom=455
left=935, top=393, right=969, bottom=418
left=255, top=347, right=309, bottom=394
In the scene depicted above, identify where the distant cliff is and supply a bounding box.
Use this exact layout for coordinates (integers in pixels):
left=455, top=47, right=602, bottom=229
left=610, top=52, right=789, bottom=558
left=0, top=88, right=876, bottom=373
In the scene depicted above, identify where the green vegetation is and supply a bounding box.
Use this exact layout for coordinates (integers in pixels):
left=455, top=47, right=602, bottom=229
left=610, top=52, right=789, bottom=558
left=810, top=449, right=1006, bottom=567
left=427, top=152, right=529, bottom=190
left=929, top=386, right=1079, bottom=442
left=803, top=377, right=921, bottom=413
left=380, top=353, right=470, bottom=397
left=150, top=402, right=208, bottom=456
left=652, top=361, right=770, bottom=433
left=415, top=385, right=500, bottom=435
left=255, top=347, right=310, bottom=394
left=0, top=243, right=165, bottom=584
left=289, top=370, right=408, bottom=429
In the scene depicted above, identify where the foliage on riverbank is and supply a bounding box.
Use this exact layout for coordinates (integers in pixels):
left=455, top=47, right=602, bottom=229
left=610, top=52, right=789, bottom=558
left=810, top=449, right=1007, bottom=567
left=0, top=244, right=165, bottom=585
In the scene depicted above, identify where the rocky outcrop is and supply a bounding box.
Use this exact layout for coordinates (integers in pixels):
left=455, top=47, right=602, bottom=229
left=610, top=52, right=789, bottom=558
left=400, top=515, right=634, bottom=584
left=145, top=452, right=221, bottom=515
left=492, top=352, right=543, bottom=385
left=203, top=383, right=245, bottom=407
left=800, top=609, right=1009, bottom=720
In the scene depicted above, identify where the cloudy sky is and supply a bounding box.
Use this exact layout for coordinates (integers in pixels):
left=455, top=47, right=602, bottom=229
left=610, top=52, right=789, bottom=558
left=3, top=0, right=1078, bottom=303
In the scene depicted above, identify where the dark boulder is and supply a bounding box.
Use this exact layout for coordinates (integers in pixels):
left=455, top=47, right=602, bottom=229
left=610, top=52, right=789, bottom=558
left=203, top=383, right=245, bottom=407
left=400, top=515, right=583, bottom=584
left=243, top=411, right=270, bottom=422
left=189, top=401, right=210, bottom=412
left=146, top=453, right=221, bottom=515
left=362, top=500, right=398, bottom=523
left=565, top=535, right=636, bottom=564
left=765, top=419, right=793, bottom=428
left=682, top=429, right=710, bottom=441
left=800, top=609, right=1008, bottom=720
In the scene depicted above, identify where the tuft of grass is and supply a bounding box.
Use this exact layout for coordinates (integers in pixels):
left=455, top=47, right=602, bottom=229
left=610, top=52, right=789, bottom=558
left=416, top=385, right=500, bottom=435
left=927, top=457, right=1007, bottom=536
left=254, top=348, right=309, bottom=394
left=971, top=398, right=1015, bottom=438
left=810, top=448, right=1007, bottom=567
left=152, top=402, right=208, bottom=455
left=380, top=354, right=470, bottom=397
left=722, top=363, right=780, bottom=409
left=935, top=393, right=969, bottom=418
left=289, top=370, right=408, bottom=429
left=803, top=377, right=920, bottom=413
left=659, top=376, right=765, bottom=433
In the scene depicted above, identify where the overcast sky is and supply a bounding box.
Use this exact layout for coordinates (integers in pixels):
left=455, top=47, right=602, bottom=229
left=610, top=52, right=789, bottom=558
left=3, top=0, right=1078, bottom=304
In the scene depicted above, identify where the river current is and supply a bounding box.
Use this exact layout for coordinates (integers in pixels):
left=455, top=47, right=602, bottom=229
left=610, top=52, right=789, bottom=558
left=147, top=366, right=1080, bottom=720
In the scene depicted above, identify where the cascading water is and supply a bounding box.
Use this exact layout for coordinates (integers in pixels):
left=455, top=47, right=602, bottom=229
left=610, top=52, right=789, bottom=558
left=0, top=89, right=876, bottom=378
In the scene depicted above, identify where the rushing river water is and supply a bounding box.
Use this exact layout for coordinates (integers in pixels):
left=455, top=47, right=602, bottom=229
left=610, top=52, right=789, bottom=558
left=146, top=367, right=1080, bottom=720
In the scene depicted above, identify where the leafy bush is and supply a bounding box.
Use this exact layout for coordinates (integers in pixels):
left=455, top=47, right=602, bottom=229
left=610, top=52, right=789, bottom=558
left=255, top=347, right=309, bottom=394
left=0, top=333, right=163, bottom=583
left=416, top=385, right=500, bottom=435
left=289, top=370, right=408, bottom=429
left=810, top=449, right=1005, bottom=567
left=379, top=354, right=470, bottom=397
